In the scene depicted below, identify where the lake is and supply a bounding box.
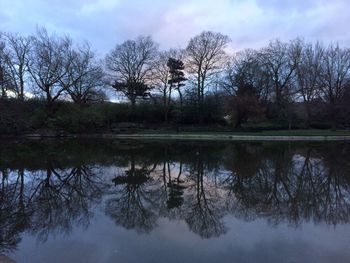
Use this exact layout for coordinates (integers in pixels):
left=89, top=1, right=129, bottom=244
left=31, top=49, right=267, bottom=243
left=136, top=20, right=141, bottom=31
left=0, top=139, right=349, bottom=263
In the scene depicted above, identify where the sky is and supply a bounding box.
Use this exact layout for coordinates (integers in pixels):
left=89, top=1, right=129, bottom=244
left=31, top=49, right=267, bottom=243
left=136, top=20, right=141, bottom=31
left=1, top=0, right=350, bottom=56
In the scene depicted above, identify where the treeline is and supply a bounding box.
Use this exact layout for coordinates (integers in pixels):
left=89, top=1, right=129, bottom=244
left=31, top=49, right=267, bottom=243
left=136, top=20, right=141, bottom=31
left=1, top=28, right=350, bottom=133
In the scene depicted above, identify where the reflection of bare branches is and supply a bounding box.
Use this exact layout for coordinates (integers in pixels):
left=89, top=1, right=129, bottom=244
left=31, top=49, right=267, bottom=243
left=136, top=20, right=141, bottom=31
left=0, top=168, right=31, bottom=253
left=0, top=163, right=107, bottom=251
left=184, top=157, right=227, bottom=238
left=28, top=164, right=107, bottom=241
left=225, top=146, right=350, bottom=227
left=1, top=140, right=350, bottom=249
left=106, top=191, right=157, bottom=233
left=105, top=158, right=158, bottom=233
left=167, top=182, right=185, bottom=210
left=105, top=143, right=350, bottom=237
left=164, top=161, right=185, bottom=210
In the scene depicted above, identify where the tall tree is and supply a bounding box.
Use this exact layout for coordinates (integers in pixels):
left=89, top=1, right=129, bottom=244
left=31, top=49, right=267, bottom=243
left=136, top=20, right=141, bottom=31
left=168, top=57, right=186, bottom=107
left=259, top=39, right=298, bottom=126
left=153, top=49, right=186, bottom=123
left=221, top=49, right=269, bottom=99
left=28, top=28, right=72, bottom=107
left=152, top=50, right=174, bottom=122
left=186, top=31, right=230, bottom=119
left=319, top=44, right=350, bottom=129
left=222, top=50, right=267, bottom=127
left=259, top=39, right=297, bottom=104
left=60, top=43, right=105, bottom=104
left=105, top=36, right=158, bottom=105
left=0, top=35, right=12, bottom=98
left=2, top=33, right=31, bottom=99
left=295, top=41, right=324, bottom=126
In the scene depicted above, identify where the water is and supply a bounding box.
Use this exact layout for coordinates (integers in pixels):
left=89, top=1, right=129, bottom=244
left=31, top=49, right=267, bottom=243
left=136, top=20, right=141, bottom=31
left=0, top=139, right=349, bottom=263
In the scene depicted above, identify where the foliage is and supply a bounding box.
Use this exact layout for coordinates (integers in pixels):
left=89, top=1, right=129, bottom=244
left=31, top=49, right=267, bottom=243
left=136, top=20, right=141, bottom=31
left=1, top=27, right=350, bottom=131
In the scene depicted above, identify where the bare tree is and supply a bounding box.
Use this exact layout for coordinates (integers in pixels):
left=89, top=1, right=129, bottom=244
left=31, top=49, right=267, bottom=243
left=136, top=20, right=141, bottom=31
left=186, top=31, right=230, bottom=114
left=105, top=36, right=158, bottom=105
left=221, top=49, right=269, bottom=99
left=2, top=33, right=31, bottom=99
left=259, top=39, right=297, bottom=104
left=295, top=41, right=324, bottom=126
left=0, top=33, right=19, bottom=98
left=152, top=49, right=186, bottom=123
left=152, top=50, right=173, bottom=122
left=0, top=34, right=11, bottom=98
left=258, top=39, right=300, bottom=128
left=28, top=28, right=72, bottom=107
left=319, top=44, right=350, bottom=129
left=60, top=43, right=105, bottom=104
left=221, top=50, right=267, bottom=127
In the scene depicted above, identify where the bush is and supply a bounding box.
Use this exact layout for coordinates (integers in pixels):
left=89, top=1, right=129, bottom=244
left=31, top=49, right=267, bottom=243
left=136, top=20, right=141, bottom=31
left=0, top=99, right=169, bottom=134
left=0, top=98, right=339, bottom=135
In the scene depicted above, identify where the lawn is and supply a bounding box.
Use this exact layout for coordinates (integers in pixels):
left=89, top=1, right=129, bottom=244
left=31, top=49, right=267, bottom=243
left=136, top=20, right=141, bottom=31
left=136, top=129, right=350, bottom=136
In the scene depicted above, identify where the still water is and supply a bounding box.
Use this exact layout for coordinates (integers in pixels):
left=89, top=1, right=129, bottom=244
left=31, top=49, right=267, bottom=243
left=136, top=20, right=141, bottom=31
left=0, top=139, right=349, bottom=263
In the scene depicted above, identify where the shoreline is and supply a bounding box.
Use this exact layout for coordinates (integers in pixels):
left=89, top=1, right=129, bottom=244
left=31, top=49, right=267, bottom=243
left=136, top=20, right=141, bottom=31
left=100, top=133, right=350, bottom=141
left=5, top=133, right=350, bottom=141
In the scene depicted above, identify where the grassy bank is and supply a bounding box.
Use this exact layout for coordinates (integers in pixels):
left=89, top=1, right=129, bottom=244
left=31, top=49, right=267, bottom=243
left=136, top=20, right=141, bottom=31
left=18, top=129, right=350, bottom=141
left=1, top=99, right=349, bottom=140
left=130, top=129, right=350, bottom=136
left=106, top=130, right=350, bottom=141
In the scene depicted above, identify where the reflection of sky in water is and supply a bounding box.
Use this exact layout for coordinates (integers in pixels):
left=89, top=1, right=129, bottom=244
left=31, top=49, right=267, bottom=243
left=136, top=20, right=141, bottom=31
left=12, top=214, right=350, bottom=263
left=1, top=140, right=349, bottom=263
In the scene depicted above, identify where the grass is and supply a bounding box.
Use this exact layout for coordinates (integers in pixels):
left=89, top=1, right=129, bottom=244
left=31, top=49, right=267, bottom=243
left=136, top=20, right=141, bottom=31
left=243, top=129, right=350, bottom=136
left=106, top=129, right=350, bottom=141
left=135, top=129, right=350, bottom=136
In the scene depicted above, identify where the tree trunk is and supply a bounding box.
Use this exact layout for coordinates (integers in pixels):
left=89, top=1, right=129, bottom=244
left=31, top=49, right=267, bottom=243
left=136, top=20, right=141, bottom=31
left=330, top=102, right=337, bottom=131
left=164, top=109, right=168, bottom=123
left=130, top=96, right=136, bottom=107
left=178, top=89, right=183, bottom=108
left=1, top=87, right=6, bottom=98
left=305, top=102, right=311, bottom=128
left=19, top=65, right=25, bottom=100
left=163, top=88, right=168, bottom=123
left=197, top=75, right=201, bottom=109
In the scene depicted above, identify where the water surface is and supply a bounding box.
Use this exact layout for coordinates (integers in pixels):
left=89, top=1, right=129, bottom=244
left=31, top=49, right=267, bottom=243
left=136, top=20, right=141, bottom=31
left=0, top=139, right=349, bottom=263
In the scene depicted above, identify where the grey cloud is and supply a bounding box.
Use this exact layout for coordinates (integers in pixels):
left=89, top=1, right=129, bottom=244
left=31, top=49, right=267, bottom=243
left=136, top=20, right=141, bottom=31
left=0, top=0, right=349, bottom=55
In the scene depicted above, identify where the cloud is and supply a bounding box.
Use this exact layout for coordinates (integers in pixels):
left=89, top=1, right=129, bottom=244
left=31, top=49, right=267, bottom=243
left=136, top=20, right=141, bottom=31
left=79, top=0, right=121, bottom=15
left=0, top=0, right=349, bottom=55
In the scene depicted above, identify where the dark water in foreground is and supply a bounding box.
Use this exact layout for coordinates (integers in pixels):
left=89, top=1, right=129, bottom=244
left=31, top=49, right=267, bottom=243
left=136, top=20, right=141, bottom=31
left=0, top=139, right=349, bottom=263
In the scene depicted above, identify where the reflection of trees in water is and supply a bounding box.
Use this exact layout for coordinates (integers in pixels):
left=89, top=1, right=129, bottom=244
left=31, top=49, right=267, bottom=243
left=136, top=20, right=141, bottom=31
left=1, top=141, right=350, bottom=251
left=0, top=168, right=30, bottom=253
left=105, top=156, right=159, bottom=233
left=29, top=163, right=107, bottom=241
left=184, top=155, right=227, bottom=238
left=105, top=150, right=228, bottom=238
left=164, top=145, right=229, bottom=238
left=166, top=161, right=185, bottom=210
left=223, top=144, right=350, bottom=227
left=92, top=142, right=350, bottom=238
left=0, top=163, right=107, bottom=252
